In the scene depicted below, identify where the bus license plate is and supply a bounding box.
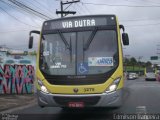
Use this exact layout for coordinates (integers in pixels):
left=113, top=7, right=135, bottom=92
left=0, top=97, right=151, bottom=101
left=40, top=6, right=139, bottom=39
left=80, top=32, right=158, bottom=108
left=68, top=102, right=84, bottom=108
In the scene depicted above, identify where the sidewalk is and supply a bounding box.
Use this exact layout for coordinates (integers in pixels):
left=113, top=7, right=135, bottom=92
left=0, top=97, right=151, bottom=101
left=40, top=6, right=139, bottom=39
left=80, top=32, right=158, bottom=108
left=0, top=94, right=37, bottom=113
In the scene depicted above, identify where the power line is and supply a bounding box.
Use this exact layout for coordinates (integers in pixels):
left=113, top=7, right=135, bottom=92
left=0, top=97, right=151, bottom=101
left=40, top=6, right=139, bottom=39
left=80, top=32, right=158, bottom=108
left=82, top=2, right=160, bottom=8
left=34, top=0, right=57, bottom=17
left=0, top=29, right=33, bottom=33
left=0, top=0, right=44, bottom=22
left=64, top=3, right=73, bottom=11
left=30, top=0, right=56, bottom=18
left=139, top=0, right=160, bottom=5
left=0, top=5, right=39, bottom=28
left=71, top=4, right=81, bottom=15
left=76, top=2, right=89, bottom=14
left=81, top=2, right=92, bottom=14
left=1, top=0, right=46, bottom=21
left=124, top=0, right=160, bottom=6
left=126, top=22, right=160, bottom=27
left=123, top=0, right=151, bottom=4
left=121, top=17, right=160, bottom=22
left=8, top=0, right=52, bottom=20
left=0, top=0, right=44, bottom=28
left=72, top=3, right=88, bottom=15
left=20, top=0, right=54, bottom=18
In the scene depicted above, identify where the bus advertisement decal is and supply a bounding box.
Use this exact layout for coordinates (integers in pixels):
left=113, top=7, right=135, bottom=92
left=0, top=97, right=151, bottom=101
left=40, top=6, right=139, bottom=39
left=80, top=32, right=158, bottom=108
left=88, top=57, right=113, bottom=66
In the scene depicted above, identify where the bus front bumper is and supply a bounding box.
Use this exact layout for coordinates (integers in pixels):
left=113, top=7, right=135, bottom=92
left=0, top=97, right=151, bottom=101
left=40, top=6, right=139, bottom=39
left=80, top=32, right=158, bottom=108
left=37, top=89, right=122, bottom=107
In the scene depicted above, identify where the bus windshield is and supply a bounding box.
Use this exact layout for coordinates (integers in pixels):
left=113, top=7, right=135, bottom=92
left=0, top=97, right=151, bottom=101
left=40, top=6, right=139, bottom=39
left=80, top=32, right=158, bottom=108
left=146, top=67, right=155, bottom=73
left=40, top=29, right=118, bottom=75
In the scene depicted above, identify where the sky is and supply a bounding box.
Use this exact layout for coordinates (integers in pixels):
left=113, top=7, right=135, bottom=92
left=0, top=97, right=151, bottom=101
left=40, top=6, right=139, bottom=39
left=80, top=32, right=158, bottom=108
left=0, top=0, right=160, bottom=62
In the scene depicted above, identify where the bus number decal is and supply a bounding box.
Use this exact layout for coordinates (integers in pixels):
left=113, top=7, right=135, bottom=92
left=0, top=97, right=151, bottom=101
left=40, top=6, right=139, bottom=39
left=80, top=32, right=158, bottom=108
left=84, top=88, right=95, bottom=92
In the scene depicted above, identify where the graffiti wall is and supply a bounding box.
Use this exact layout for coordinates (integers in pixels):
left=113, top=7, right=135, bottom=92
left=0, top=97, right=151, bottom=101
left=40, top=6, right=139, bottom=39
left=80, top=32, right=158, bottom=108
left=0, top=65, right=35, bottom=94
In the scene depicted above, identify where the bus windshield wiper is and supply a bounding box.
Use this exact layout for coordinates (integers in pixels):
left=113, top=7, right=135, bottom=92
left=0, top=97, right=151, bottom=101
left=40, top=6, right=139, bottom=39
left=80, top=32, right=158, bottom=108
left=83, top=27, right=98, bottom=51
left=69, top=36, right=72, bottom=62
left=57, top=30, right=72, bottom=62
left=57, top=30, right=71, bottom=50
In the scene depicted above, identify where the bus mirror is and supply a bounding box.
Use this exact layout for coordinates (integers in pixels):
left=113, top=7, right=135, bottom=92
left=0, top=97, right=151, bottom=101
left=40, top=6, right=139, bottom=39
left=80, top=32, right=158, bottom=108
left=28, top=30, right=40, bottom=49
left=29, top=36, right=33, bottom=49
left=122, top=33, right=129, bottom=45
left=119, top=25, right=125, bottom=32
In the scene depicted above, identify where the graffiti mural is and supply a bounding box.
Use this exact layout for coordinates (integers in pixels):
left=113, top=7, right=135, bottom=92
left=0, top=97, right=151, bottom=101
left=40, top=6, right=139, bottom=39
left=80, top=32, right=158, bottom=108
left=0, top=65, right=35, bottom=94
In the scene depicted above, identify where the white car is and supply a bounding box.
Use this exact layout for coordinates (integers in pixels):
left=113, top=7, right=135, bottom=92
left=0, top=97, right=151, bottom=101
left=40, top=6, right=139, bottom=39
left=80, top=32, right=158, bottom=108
left=127, top=73, right=138, bottom=80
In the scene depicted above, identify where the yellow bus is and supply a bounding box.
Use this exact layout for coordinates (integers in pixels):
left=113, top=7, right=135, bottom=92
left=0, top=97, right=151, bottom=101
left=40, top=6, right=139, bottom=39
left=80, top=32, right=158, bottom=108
left=145, top=67, right=157, bottom=81
left=28, top=15, right=129, bottom=108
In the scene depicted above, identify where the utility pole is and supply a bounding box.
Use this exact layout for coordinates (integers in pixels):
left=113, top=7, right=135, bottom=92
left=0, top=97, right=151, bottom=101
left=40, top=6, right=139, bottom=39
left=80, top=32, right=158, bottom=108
left=56, top=0, right=80, bottom=18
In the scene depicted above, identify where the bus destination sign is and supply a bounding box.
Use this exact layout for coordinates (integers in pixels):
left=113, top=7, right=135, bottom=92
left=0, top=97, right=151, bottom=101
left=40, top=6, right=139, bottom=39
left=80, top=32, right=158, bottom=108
left=42, top=15, right=116, bottom=31
left=61, top=19, right=96, bottom=28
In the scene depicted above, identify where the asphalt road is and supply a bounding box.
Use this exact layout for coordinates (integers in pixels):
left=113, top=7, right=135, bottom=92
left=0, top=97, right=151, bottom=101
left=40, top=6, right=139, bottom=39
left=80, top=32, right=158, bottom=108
left=12, top=78, right=160, bottom=120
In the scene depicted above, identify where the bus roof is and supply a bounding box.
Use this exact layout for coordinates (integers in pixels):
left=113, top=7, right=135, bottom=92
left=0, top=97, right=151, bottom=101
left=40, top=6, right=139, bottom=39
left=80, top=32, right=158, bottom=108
left=42, top=15, right=117, bottom=31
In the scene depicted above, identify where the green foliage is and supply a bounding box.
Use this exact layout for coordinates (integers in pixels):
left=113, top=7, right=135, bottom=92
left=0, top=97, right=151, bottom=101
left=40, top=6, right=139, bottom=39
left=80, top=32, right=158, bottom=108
left=125, top=66, right=145, bottom=71
left=145, top=61, right=152, bottom=67
left=124, top=56, right=150, bottom=73
left=124, top=57, right=151, bottom=68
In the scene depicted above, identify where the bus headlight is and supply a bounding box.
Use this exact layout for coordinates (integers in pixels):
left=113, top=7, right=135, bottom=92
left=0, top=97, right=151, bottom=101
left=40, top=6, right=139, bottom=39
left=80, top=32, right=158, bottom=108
left=105, top=77, right=121, bottom=93
left=41, top=86, right=49, bottom=94
left=37, top=80, right=49, bottom=94
left=108, top=84, right=117, bottom=92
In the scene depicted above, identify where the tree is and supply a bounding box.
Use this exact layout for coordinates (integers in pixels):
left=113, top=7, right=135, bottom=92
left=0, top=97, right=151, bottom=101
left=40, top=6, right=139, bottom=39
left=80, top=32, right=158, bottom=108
left=130, top=57, right=137, bottom=70
left=125, top=58, right=130, bottom=65
left=141, top=62, right=146, bottom=68
left=145, top=61, right=152, bottom=67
